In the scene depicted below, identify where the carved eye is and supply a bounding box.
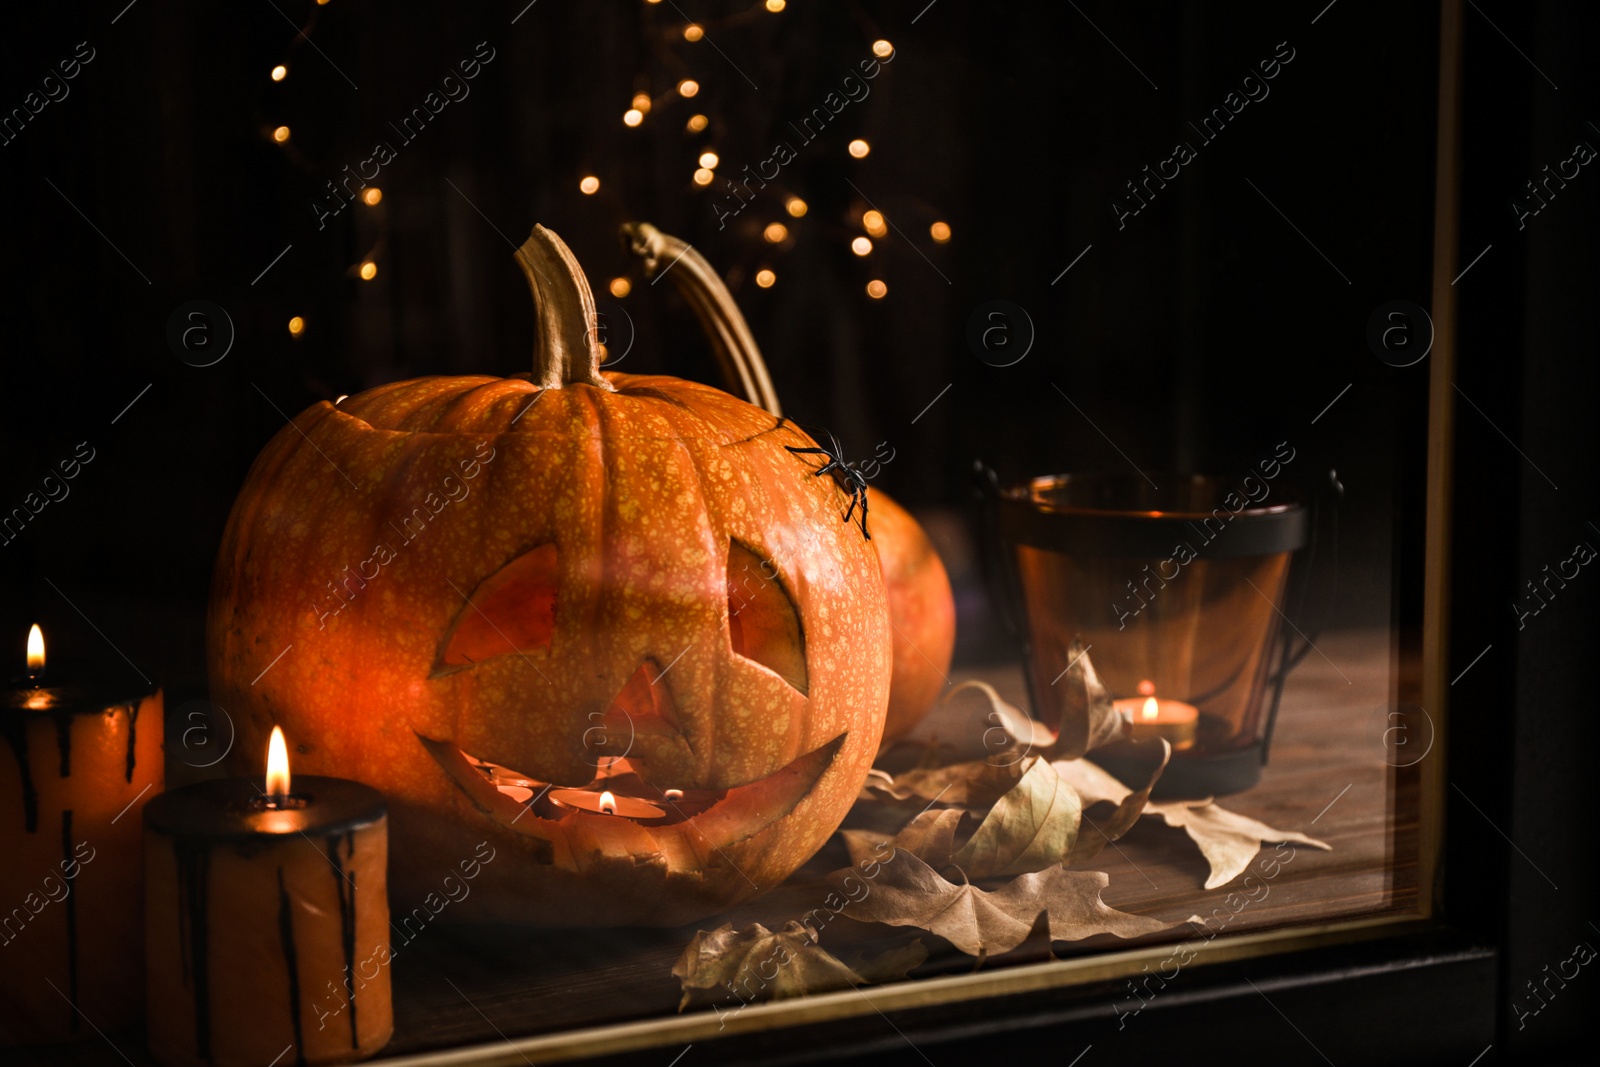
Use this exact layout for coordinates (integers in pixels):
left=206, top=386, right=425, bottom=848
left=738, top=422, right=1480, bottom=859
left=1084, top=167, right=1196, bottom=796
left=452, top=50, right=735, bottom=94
left=440, top=544, right=558, bottom=668
left=726, top=541, right=808, bottom=695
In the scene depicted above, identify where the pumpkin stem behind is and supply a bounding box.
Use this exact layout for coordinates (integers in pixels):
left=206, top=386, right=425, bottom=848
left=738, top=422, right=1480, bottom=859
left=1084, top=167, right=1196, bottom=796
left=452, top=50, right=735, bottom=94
left=622, top=222, right=782, bottom=416
left=517, top=224, right=610, bottom=390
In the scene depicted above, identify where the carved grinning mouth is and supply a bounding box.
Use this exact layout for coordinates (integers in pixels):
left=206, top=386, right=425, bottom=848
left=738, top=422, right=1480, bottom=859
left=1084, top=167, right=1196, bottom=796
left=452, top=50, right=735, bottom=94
left=417, top=731, right=846, bottom=846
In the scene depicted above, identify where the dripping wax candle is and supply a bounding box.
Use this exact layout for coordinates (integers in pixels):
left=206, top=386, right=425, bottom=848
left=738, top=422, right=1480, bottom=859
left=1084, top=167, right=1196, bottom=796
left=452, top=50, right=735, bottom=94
left=144, top=727, right=391, bottom=1067
left=0, top=624, right=163, bottom=1046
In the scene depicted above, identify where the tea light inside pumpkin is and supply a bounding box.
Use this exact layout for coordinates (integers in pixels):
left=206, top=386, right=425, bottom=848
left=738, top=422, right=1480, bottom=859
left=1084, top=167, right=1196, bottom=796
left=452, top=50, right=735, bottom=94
left=547, top=786, right=666, bottom=819
left=1, top=624, right=163, bottom=1047
left=1113, top=681, right=1199, bottom=749
left=143, top=727, right=392, bottom=1067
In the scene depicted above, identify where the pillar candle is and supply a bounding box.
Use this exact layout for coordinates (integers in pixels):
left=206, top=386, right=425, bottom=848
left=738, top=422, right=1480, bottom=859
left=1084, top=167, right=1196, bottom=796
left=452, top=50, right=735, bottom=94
left=0, top=625, right=163, bottom=1046
left=143, top=754, right=391, bottom=1067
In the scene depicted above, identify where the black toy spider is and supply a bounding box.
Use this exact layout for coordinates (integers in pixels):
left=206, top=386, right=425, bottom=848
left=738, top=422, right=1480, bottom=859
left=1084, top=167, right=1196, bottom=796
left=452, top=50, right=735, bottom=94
left=785, top=425, right=871, bottom=540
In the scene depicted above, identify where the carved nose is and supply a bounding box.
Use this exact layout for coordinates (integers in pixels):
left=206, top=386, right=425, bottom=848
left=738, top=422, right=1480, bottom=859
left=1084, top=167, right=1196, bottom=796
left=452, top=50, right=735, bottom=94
left=589, top=660, right=687, bottom=758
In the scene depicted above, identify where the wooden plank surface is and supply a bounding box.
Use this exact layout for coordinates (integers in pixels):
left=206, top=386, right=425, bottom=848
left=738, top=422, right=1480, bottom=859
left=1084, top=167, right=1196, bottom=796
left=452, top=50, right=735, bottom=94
left=18, top=629, right=1416, bottom=1066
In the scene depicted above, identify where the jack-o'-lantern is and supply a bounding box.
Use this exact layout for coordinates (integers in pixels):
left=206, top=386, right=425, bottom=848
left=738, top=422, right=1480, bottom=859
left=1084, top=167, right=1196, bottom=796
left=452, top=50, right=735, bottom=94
left=624, top=223, right=955, bottom=741
left=208, top=226, right=892, bottom=927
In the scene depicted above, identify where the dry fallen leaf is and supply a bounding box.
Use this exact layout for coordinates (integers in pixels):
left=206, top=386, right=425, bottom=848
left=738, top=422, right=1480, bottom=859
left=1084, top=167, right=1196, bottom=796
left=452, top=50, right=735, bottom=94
left=1041, top=639, right=1127, bottom=760
left=842, top=806, right=967, bottom=872
left=831, top=851, right=1171, bottom=958
left=1059, top=743, right=1170, bottom=867
left=847, top=758, right=1083, bottom=879
left=951, top=756, right=1082, bottom=878
left=673, top=921, right=926, bottom=1010
left=858, top=756, right=1026, bottom=809
left=1147, top=800, right=1331, bottom=889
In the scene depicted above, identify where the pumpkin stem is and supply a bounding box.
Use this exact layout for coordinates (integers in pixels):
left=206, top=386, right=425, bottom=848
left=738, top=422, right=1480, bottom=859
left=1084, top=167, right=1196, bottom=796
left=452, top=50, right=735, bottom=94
left=517, top=224, right=610, bottom=390
left=621, top=222, right=782, bottom=416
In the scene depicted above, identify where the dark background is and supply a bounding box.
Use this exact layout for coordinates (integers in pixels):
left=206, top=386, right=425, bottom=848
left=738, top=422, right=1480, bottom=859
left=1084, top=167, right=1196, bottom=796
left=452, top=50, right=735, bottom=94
left=0, top=1, right=1595, bottom=1062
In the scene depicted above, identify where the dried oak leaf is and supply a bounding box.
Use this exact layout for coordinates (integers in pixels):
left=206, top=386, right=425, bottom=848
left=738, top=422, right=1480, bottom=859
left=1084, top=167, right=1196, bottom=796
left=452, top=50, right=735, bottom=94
left=1147, top=800, right=1332, bottom=890
left=831, top=851, right=1170, bottom=958
left=672, top=921, right=926, bottom=1010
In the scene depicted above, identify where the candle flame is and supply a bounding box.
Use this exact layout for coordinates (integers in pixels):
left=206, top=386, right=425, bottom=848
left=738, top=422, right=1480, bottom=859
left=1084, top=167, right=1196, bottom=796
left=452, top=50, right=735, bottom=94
left=599, top=790, right=617, bottom=815
left=266, top=725, right=291, bottom=799
left=26, top=624, right=44, bottom=675
left=663, top=788, right=684, bottom=800
left=1141, top=696, right=1159, bottom=721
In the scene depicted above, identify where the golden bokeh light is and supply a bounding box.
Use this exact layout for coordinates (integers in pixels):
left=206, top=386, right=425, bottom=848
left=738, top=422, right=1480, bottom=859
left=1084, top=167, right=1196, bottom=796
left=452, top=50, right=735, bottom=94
left=272, top=125, right=291, bottom=143
left=851, top=236, right=873, bottom=256
left=755, top=269, right=776, bottom=288
left=609, top=276, right=632, bottom=298
left=763, top=222, right=788, bottom=243
left=579, top=175, right=601, bottom=195
left=848, top=139, right=870, bottom=158
left=287, top=316, right=306, bottom=337
left=785, top=197, right=808, bottom=218
left=930, top=220, right=952, bottom=243
left=359, top=261, right=378, bottom=281
left=866, top=279, right=887, bottom=299
left=862, top=209, right=887, bottom=237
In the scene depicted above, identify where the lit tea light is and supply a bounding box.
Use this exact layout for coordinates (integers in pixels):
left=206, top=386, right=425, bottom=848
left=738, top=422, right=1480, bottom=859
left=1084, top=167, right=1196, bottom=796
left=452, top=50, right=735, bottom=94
left=547, top=787, right=665, bottom=819
left=1113, top=682, right=1199, bottom=748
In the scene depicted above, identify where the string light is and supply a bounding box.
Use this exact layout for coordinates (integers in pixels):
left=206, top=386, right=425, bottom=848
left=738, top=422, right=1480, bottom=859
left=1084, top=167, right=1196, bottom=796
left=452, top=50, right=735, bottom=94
left=755, top=269, right=776, bottom=288
left=579, top=175, right=601, bottom=195
left=862, top=210, right=887, bottom=237
left=632, top=92, right=652, bottom=114
left=272, top=125, right=291, bottom=143
left=866, top=279, right=887, bottom=299
left=872, top=40, right=894, bottom=58
left=763, top=222, right=788, bottom=243
left=851, top=236, right=873, bottom=256
left=359, top=261, right=378, bottom=281
left=624, top=108, right=644, bottom=127
left=362, top=188, right=383, bottom=206
left=766, top=0, right=786, bottom=10
left=686, top=113, right=709, bottom=133
left=698, top=150, right=719, bottom=169
left=287, top=316, right=305, bottom=337
left=848, top=139, right=870, bottom=158
left=785, top=197, right=808, bottom=218
left=930, top=220, right=952, bottom=243
left=609, top=277, right=632, bottom=298
left=270, top=65, right=288, bottom=82
left=678, top=79, right=700, bottom=98
left=693, top=167, right=715, bottom=186
left=683, top=24, right=704, bottom=42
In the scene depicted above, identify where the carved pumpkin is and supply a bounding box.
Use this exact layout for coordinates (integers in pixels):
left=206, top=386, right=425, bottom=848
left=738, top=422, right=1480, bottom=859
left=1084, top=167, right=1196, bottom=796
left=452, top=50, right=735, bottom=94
left=209, top=226, right=892, bottom=927
left=624, top=223, right=955, bottom=741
